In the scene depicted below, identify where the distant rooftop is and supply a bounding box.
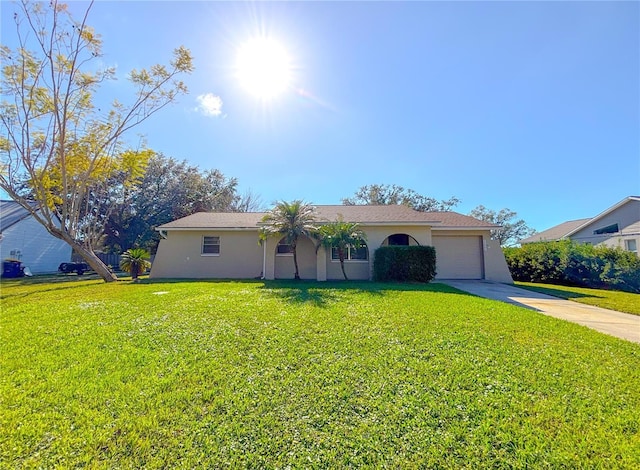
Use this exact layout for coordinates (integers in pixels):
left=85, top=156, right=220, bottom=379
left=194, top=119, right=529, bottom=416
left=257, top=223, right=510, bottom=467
left=0, top=200, right=38, bottom=233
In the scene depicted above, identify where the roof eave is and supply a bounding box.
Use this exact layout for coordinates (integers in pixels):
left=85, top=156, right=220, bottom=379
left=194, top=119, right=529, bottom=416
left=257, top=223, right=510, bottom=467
left=564, top=196, right=638, bottom=238
left=156, top=226, right=260, bottom=232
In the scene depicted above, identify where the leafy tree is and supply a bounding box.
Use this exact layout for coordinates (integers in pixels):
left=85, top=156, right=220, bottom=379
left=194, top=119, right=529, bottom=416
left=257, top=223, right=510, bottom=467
left=317, top=218, right=367, bottom=280
left=342, top=184, right=460, bottom=212
left=103, top=154, right=239, bottom=254
left=0, top=0, right=193, bottom=282
left=260, top=200, right=318, bottom=280
left=119, top=248, right=151, bottom=281
left=469, top=205, right=536, bottom=247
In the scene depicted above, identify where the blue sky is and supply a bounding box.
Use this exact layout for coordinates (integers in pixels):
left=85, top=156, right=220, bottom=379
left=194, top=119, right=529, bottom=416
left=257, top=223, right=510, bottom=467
left=1, top=0, right=638, bottom=232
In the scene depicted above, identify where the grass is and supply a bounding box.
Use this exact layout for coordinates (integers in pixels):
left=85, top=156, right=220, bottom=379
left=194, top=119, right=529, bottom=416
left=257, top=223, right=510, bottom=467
left=515, top=281, right=640, bottom=316
left=1, top=277, right=639, bottom=468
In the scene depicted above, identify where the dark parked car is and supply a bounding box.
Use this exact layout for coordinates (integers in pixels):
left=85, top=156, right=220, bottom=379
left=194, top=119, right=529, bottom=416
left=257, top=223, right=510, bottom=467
left=58, top=262, right=89, bottom=275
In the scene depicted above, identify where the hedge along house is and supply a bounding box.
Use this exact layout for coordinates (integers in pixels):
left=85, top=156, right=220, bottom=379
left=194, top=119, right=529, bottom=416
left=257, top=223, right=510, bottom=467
left=150, top=205, right=513, bottom=282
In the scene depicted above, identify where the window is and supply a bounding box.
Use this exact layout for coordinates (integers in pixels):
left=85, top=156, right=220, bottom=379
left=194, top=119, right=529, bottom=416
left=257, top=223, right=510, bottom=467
left=202, top=236, right=220, bottom=255
left=331, top=243, right=368, bottom=261
left=276, top=239, right=293, bottom=255
left=625, top=239, right=637, bottom=253
left=388, top=233, right=410, bottom=246
left=593, top=223, right=619, bottom=235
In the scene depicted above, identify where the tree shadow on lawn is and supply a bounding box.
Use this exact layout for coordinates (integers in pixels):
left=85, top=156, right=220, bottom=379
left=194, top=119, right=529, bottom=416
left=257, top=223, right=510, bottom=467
left=517, top=283, right=605, bottom=301
left=138, top=278, right=468, bottom=306
left=0, top=274, right=106, bottom=300
left=258, top=280, right=467, bottom=306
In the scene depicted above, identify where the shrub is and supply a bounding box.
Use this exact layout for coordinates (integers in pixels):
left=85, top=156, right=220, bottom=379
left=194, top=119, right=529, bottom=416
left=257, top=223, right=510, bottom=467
left=373, top=246, right=436, bottom=283
left=119, top=248, right=152, bottom=281
left=505, top=241, right=640, bottom=293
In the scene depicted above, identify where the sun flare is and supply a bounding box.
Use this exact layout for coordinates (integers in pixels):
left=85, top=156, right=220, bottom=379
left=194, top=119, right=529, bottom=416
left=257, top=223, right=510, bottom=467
left=235, top=37, right=292, bottom=100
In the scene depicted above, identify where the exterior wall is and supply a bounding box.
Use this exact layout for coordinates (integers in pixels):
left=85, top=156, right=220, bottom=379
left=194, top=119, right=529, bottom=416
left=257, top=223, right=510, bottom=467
left=324, top=247, right=370, bottom=280
left=483, top=237, right=514, bottom=283
left=151, top=224, right=513, bottom=283
left=150, top=230, right=263, bottom=279
left=0, top=217, right=71, bottom=273
left=361, top=225, right=432, bottom=280
left=274, top=235, right=317, bottom=279
left=569, top=201, right=640, bottom=256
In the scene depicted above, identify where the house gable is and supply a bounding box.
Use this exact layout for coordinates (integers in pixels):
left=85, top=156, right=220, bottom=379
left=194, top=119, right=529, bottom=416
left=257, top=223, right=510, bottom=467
left=0, top=201, right=72, bottom=273
left=520, top=197, right=640, bottom=256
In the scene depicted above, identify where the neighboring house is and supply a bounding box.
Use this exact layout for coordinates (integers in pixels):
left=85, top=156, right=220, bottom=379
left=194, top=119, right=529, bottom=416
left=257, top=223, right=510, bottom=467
left=520, top=196, right=640, bottom=256
left=151, top=205, right=513, bottom=282
left=0, top=200, right=72, bottom=274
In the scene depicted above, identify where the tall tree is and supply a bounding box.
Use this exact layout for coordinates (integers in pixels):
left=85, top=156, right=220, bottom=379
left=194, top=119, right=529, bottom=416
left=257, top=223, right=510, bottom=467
left=343, top=184, right=460, bottom=212
left=469, top=205, right=536, bottom=247
left=231, top=188, right=266, bottom=213
left=0, top=0, right=193, bottom=282
left=103, top=154, right=239, bottom=253
left=259, top=200, right=318, bottom=280
left=317, top=218, right=367, bottom=280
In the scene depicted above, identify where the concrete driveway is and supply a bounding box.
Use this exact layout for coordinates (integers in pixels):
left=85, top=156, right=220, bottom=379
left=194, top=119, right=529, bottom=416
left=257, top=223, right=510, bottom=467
left=441, top=280, right=640, bottom=344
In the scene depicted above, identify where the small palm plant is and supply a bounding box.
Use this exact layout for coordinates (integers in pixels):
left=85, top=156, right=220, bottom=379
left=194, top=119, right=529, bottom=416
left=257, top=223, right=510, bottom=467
left=119, top=248, right=152, bottom=281
left=260, top=200, right=318, bottom=280
left=317, top=218, right=367, bottom=280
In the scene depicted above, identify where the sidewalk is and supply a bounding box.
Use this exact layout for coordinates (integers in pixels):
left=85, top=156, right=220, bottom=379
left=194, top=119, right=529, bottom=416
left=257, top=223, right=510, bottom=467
left=441, top=280, right=640, bottom=344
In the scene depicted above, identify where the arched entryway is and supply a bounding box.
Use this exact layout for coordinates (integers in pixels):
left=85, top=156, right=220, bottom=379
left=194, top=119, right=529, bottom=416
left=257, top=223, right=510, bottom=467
left=274, top=235, right=317, bottom=279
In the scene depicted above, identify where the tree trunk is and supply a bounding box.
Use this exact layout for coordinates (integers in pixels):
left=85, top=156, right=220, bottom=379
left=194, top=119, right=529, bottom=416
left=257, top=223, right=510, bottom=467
left=339, top=257, right=349, bottom=280
left=293, top=248, right=300, bottom=280
left=292, top=240, right=300, bottom=280
left=71, top=242, right=119, bottom=282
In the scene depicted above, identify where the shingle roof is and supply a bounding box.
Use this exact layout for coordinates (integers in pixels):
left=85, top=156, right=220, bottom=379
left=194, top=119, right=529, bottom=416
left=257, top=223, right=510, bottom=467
left=520, top=196, right=640, bottom=244
left=520, top=218, right=591, bottom=243
left=157, top=205, right=498, bottom=230
left=0, top=200, right=37, bottom=233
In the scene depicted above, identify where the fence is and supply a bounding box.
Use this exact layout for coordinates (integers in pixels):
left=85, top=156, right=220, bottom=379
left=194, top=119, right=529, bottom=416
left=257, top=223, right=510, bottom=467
left=72, top=252, right=121, bottom=270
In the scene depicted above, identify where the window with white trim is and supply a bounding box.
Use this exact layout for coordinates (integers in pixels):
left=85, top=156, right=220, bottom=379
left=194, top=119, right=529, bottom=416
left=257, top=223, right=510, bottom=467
left=625, top=239, right=637, bottom=253
left=331, top=243, right=368, bottom=261
left=202, top=236, right=220, bottom=255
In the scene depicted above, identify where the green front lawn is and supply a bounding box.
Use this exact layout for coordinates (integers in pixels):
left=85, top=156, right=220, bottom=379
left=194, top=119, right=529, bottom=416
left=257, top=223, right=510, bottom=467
left=1, top=279, right=639, bottom=468
left=516, top=281, right=640, bottom=316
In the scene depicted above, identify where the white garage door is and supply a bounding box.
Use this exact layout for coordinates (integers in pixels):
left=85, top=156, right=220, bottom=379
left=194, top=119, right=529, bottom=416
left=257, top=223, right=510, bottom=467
left=432, top=236, right=484, bottom=279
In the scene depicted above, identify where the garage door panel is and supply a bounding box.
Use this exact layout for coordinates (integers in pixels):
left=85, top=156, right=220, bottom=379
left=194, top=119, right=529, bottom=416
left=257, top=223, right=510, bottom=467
left=432, top=236, right=483, bottom=280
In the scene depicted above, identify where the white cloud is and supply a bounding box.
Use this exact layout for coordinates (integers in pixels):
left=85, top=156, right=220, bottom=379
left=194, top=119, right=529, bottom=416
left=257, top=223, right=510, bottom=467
left=196, top=93, right=223, bottom=117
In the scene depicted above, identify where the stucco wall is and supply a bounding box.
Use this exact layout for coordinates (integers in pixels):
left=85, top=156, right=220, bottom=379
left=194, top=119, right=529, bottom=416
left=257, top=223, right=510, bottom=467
left=324, top=248, right=370, bottom=280
left=150, top=230, right=263, bottom=279
left=151, top=225, right=514, bottom=283
left=570, top=200, right=640, bottom=255
left=0, top=216, right=71, bottom=273
left=274, top=235, right=317, bottom=279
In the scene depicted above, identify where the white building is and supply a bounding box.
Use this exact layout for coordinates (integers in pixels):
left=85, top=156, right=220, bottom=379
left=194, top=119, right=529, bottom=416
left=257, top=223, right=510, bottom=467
left=0, top=201, right=72, bottom=274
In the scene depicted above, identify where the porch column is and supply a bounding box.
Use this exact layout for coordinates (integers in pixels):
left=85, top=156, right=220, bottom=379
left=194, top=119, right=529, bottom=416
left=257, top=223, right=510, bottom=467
left=316, top=245, right=327, bottom=281
left=264, top=237, right=276, bottom=280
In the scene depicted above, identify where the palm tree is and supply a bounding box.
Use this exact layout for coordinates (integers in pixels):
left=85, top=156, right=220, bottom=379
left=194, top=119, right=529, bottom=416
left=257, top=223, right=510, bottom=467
left=260, top=200, right=318, bottom=280
left=317, top=218, right=367, bottom=280
left=119, top=248, right=152, bottom=281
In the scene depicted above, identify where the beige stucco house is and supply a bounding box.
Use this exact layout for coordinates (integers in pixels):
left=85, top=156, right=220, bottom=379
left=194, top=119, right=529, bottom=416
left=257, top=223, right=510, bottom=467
left=520, top=196, right=640, bottom=256
left=150, top=205, right=513, bottom=282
